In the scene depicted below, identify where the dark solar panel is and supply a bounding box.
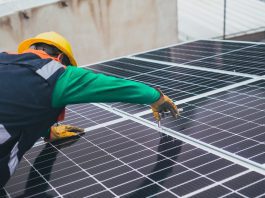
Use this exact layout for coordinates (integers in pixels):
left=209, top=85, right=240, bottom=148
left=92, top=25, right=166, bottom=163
left=3, top=120, right=264, bottom=197
left=2, top=40, right=265, bottom=197
left=135, top=40, right=255, bottom=64
left=142, top=80, right=265, bottom=165
left=135, top=40, right=265, bottom=76
left=188, top=44, right=265, bottom=75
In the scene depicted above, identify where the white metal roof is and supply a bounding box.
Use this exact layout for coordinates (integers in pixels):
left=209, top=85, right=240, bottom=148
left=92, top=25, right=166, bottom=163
left=178, top=0, right=265, bottom=41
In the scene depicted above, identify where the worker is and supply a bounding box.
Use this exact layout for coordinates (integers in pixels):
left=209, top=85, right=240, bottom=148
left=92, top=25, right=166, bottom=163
left=0, top=32, right=179, bottom=187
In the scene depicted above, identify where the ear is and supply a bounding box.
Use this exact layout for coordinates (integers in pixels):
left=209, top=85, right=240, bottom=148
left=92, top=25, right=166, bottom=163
left=57, top=53, right=64, bottom=63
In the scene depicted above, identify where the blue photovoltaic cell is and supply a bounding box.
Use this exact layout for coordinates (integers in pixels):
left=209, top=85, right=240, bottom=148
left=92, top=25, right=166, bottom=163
left=142, top=80, right=265, bottom=165
left=2, top=120, right=264, bottom=197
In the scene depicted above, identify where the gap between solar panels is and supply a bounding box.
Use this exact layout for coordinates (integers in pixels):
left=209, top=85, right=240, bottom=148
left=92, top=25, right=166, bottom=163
left=93, top=102, right=265, bottom=176
left=135, top=77, right=261, bottom=117
left=128, top=56, right=259, bottom=79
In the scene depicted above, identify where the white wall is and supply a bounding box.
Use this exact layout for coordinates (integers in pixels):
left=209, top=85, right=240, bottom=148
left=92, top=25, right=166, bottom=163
left=0, top=0, right=178, bottom=65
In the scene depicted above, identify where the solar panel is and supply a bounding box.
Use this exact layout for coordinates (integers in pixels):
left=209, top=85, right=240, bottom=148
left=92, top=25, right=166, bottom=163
left=142, top=80, right=265, bottom=165
left=134, top=40, right=254, bottom=64
left=135, top=40, right=265, bottom=76
left=1, top=40, right=265, bottom=197
left=3, top=120, right=264, bottom=197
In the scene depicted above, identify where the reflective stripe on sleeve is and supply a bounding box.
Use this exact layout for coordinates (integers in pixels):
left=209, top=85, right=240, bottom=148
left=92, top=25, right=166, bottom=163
left=36, top=60, right=63, bottom=80
left=0, top=124, right=11, bottom=144
left=8, top=142, right=19, bottom=176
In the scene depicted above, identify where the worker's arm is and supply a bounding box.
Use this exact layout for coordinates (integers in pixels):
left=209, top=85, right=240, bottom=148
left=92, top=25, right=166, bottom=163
left=48, top=66, right=178, bottom=142
left=51, top=66, right=161, bottom=107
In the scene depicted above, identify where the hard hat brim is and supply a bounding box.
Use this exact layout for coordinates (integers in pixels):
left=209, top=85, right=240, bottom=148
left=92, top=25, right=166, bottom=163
left=18, top=38, right=77, bottom=66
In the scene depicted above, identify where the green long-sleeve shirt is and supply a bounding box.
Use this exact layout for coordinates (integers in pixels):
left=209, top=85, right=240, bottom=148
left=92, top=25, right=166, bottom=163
left=51, top=66, right=160, bottom=108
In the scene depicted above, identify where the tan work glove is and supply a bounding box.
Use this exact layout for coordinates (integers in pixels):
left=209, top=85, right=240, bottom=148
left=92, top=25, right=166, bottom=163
left=151, top=89, right=179, bottom=121
left=45, top=125, right=84, bottom=142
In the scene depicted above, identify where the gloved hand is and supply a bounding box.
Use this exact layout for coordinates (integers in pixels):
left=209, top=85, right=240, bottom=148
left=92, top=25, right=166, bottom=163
left=45, top=125, right=84, bottom=142
left=151, top=89, right=179, bottom=121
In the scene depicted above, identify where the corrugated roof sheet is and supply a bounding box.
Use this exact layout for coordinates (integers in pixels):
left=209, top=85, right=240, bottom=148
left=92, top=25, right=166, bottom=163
left=178, top=0, right=265, bottom=41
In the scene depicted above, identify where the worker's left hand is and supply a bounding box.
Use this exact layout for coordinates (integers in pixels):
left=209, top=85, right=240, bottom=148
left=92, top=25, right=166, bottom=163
left=151, top=89, right=179, bottom=121
left=45, top=125, right=84, bottom=142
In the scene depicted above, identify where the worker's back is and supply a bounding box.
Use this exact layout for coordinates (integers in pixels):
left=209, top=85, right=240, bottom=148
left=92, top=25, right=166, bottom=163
left=0, top=51, right=65, bottom=186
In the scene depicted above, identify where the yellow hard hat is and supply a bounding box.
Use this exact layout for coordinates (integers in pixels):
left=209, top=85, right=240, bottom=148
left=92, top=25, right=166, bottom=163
left=18, top=31, right=77, bottom=66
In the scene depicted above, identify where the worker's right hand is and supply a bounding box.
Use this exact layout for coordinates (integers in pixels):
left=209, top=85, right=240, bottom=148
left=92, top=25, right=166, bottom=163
left=45, top=125, right=84, bottom=142
left=150, top=89, right=179, bottom=121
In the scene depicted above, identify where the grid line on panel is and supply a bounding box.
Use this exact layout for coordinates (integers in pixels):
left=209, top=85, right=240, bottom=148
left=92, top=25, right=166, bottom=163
left=65, top=106, right=107, bottom=125
left=19, top=122, right=164, bottom=189
left=141, top=84, right=265, bottom=166
left=191, top=85, right=265, bottom=122
left=24, top=131, right=152, bottom=183
left=128, top=65, right=248, bottom=85
left=78, top=132, right=180, bottom=197
left=130, top=42, right=265, bottom=78
left=3, top=117, right=260, bottom=197
left=62, top=104, right=123, bottom=130
left=1, top=188, right=11, bottom=198
left=157, top=116, right=265, bottom=165
left=101, top=121, right=258, bottom=197
left=146, top=44, right=263, bottom=64
left=187, top=55, right=265, bottom=74
left=46, top=142, right=118, bottom=197
left=65, top=108, right=114, bottom=123
left=90, top=62, right=253, bottom=115
left=15, top=122, right=191, bottom=196
left=83, top=84, right=264, bottom=184
left=82, top=117, right=127, bottom=132
left=195, top=97, right=264, bottom=128
left=135, top=41, right=257, bottom=63
left=126, top=73, right=249, bottom=102
left=94, top=92, right=264, bottom=172
left=183, top=46, right=265, bottom=76
left=115, top=59, right=176, bottom=80
left=182, top=170, right=251, bottom=198
left=86, top=122, right=248, bottom=197
left=22, top=156, right=62, bottom=198
left=119, top=106, right=265, bottom=173
left=129, top=56, right=259, bottom=79
left=135, top=77, right=260, bottom=118
left=187, top=103, right=263, bottom=130
left=56, top=177, right=97, bottom=196
left=148, top=107, right=265, bottom=164
left=232, top=178, right=265, bottom=198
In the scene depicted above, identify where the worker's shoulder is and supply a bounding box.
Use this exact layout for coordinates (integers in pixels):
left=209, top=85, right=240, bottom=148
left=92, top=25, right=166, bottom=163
left=65, top=66, right=94, bottom=74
